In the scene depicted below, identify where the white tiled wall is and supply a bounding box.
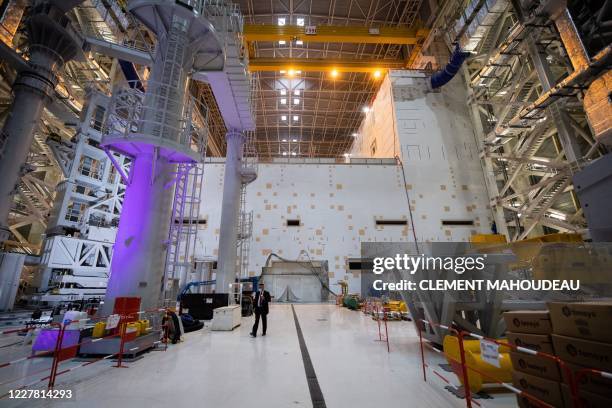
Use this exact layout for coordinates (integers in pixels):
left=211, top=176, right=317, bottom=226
left=195, top=161, right=411, bottom=293
left=194, top=71, right=492, bottom=293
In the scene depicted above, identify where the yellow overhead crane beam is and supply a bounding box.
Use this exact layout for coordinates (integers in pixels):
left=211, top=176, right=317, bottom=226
left=243, top=24, right=429, bottom=45
left=247, top=58, right=406, bottom=73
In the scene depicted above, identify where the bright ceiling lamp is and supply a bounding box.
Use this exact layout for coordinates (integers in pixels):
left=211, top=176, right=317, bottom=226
left=330, top=69, right=339, bottom=78
left=373, top=70, right=382, bottom=79
left=362, top=106, right=370, bottom=113
left=278, top=17, right=286, bottom=26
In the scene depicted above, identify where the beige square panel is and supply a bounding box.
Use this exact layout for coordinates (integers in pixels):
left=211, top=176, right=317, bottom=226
left=336, top=184, right=343, bottom=190
left=440, top=185, right=447, bottom=190
left=266, top=183, right=272, bottom=189
left=262, top=229, right=269, bottom=235
left=444, top=206, right=450, bottom=212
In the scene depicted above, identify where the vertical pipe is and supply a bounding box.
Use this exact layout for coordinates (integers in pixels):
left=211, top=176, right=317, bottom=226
left=104, top=154, right=175, bottom=312
left=0, top=67, right=54, bottom=241
left=216, top=130, right=244, bottom=293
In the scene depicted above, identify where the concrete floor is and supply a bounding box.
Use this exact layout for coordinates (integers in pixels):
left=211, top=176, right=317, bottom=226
left=0, top=304, right=518, bottom=407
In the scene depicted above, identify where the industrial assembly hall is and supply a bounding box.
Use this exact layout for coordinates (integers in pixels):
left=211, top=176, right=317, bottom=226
left=0, top=0, right=611, bottom=407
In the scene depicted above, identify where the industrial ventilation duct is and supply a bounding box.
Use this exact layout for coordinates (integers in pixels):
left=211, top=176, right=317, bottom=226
left=430, top=45, right=471, bottom=89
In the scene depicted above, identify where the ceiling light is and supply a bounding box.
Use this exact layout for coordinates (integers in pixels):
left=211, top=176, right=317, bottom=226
left=281, top=115, right=287, bottom=120
left=352, top=132, right=358, bottom=137
left=343, top=153, right=350, bottom=157
left=291, top=152, right=297, bottom=156
left=373, top=70, right=381, bottom=79
left=293, top=98, right=300, bottom=105
left=297, top=17, right=305, bottom=26
left=294, top=89, right=300, bottom=96
left=293, top=115, right=299, bottom=121
left=362, top=106, right=370, bottom=113
left=296, top=40, right=303, bottom=45
left=278, top=17, right=286, bottom=26
left=280, top=98, right=287, bottom=104
left=280, top=89, right=287, bottom=95
left=282, top=139, right=287, bottom=142
left=282, top=151, right=288, bottom=156
left=287, top=69, right=295, bottom=77
left=331, top=69, right=339, bottom=78
left=280, top=70, right=286, bottom=74
left=295, top=70, right=301, bottom=74
left=292, top=139, right=297, bottom=142
left=279, top=40, right=286, bottom=45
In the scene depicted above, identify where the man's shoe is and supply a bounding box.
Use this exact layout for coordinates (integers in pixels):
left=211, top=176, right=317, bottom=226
left=262, top=333, right=266, bottom=336
left=249, top=332, right=256, bottom=337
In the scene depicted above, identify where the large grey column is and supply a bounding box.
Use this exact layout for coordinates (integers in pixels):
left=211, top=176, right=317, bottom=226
left=0, top=3, right=81, bottom=241
left=216, top=130, right=244, bottom=293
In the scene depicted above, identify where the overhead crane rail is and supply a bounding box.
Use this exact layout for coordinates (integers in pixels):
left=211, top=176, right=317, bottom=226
left=243, top=24, right=429, bottom=45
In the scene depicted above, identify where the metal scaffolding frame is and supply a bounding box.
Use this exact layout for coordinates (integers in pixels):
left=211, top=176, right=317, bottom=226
left=431, top=0, right=609, bottom=240
left=241, top=0, right=424, bottom=158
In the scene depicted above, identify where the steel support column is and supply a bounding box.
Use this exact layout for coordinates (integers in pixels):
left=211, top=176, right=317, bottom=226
left=216, top=130, right=244, bottom=293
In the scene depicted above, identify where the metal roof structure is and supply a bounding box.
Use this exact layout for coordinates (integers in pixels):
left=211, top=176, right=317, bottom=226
left=238, top=0, right=425, bottom=158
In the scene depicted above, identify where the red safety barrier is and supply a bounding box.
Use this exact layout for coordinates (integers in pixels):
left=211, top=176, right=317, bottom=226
left=0, top=308, right=169, bottom=397
left=372, top=304, right=390, bottom=353
left=417, top=319, right=571, bottom=408
left=573, top=368, right=612, bottom=408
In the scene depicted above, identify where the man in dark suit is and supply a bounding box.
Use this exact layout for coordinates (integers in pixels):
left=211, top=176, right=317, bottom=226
left=250, top=282, right=271, bottom=337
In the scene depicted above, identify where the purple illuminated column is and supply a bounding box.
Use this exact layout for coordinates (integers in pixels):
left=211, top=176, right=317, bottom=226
left=104, top=153, right=175, bottom=311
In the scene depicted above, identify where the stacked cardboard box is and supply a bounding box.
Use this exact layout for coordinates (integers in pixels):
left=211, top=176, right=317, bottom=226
left=504, top=310, right=566, bottom=408
left=549, top=302, right=612, bottom=408
left=504, top=303, right=612, bottom=408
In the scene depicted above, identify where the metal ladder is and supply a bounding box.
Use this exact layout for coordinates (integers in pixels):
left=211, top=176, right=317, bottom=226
left=162, top=161, right=205, bottom=301
left=235, top=131, right=257, bottom=279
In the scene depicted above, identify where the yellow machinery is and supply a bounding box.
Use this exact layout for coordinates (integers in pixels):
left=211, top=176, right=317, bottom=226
left=137, top=319, right=150, bottom=335
left=470, top=234, right=507, bottom=244
left=443, top=335, right=512, bottom=392
left=385, top=300, right=408, bottom=313
left=92, top=322, right=106, bottom=338
left=469, top=232, right=610, bottom=282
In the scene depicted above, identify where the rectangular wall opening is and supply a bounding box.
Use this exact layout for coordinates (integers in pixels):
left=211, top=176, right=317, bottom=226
left=375, top=220, right=408, bottom=226
left=441, top=220, right=474, bottom=226
left=287, top=219, right=301, bottom=226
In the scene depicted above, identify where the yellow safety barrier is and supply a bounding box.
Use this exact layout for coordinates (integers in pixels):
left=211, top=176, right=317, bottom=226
left=443, top=335, right=512, bottom=392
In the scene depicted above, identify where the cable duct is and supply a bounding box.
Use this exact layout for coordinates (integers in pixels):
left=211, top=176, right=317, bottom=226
left=430, top=44, right=471, bottom=89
